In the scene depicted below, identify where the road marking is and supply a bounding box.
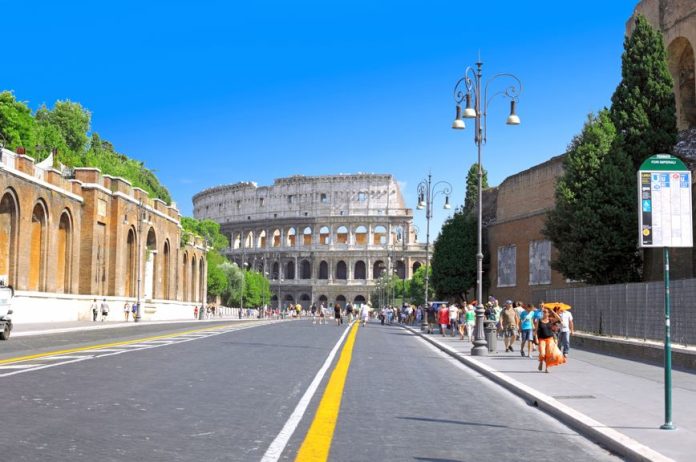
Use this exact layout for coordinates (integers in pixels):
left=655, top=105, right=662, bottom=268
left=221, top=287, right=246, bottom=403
left=294, top=322, right=359, bottom=461
left=0, top=364, right=45, bottom=369
left=260, top=322, right=356, bottom=462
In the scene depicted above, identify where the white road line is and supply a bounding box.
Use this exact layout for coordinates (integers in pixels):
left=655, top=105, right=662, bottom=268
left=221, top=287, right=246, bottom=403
left=42, top=355, right=93, bottom=360
left=260, top=322, right=355, bottom=462
left=86, top=348, right=125, bottom=353
left=0, top=364, right=45, bottom=369
left=0, top=357, right=91, bottom=377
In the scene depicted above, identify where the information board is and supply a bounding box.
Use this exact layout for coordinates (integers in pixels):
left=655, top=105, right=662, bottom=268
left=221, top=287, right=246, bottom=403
left=638, top=154, right=693, bottom=248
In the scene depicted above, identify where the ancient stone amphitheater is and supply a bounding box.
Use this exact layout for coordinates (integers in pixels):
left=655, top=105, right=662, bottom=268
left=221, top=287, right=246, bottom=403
left=193, top=174, right=427, bottom=309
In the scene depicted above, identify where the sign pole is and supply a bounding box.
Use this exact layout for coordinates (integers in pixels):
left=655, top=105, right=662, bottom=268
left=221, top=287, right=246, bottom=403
left=661, top=246, right=675, bottom=430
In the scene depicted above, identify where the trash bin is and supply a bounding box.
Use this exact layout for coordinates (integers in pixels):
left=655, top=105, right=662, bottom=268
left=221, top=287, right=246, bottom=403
left=484, top=320, right=497, bottom=353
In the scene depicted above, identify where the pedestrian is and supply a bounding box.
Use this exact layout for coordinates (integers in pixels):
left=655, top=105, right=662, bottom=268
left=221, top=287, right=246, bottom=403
left=557, top=307, right=574, bottom=357
left=519, top=304, right=536, bottom=357
left=132, top=302, right=138, bottom=320
left=319, top=303, right=326, bottom=325
left=345, top=303, right=354, bottom=322
left=90, top=299, right=99, bottom=322
left=535, top=307, right=565, bottom=373
left=500, top=300, right=520, bottom=352
left=438, top=303, right=449, bottom=337
left=100, top=298, right=110, bottom=322
left=194, top=305, right=199, bottom=319
left=359, top=303, right=370, bottom=327
left=448, top=303, right=459, bottom=337
left=464, top=301, right=476, bottom=342
left=311, top=303, right=317, bottom=324
left=123, top=301, right=131, bottom=322
left=334, top=304, right=342, bottom=326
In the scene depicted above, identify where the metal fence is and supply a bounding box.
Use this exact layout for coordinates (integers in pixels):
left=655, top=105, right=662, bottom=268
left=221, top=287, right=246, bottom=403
left=532, top=279, right=696, bottom=346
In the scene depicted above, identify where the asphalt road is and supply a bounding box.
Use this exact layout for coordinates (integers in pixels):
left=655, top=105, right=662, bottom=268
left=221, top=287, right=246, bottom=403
left=0, top=320, right=621, bottom=461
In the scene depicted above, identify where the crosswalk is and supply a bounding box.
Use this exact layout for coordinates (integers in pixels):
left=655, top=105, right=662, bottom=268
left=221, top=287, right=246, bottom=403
left=0, top=321, right=277, bottom=378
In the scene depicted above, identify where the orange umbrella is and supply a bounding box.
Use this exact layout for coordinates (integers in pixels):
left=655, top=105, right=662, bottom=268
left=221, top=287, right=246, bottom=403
left=543, top=302, right=571, bottom=311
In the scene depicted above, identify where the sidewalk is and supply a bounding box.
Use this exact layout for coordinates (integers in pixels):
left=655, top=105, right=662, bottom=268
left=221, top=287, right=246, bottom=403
left=404, top=325, right=696, bottom=462
left=12, top=315, right=266, bottom=337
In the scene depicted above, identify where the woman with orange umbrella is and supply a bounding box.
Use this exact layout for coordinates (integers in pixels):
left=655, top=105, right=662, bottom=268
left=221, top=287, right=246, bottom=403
left=535, top=306, right=566, bottom=372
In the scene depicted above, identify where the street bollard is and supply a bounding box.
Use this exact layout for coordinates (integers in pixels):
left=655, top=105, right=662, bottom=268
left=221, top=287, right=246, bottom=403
left=484, top=320, right=497, bottom=353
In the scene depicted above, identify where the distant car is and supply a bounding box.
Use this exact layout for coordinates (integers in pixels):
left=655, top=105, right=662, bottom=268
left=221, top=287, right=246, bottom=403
left=0, top=285, right=14, bottom=340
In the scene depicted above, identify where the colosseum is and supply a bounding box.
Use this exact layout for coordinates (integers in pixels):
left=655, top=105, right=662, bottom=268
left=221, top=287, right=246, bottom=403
left=193, top=174, right=427, bottom=309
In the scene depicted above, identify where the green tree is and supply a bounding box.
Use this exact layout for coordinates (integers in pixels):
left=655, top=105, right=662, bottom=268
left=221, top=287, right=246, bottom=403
left=35, top=100, right=91, bottom=156
left=464, top=163, right=488, bottom=212
left=543, top=111, right=640, bottom=284
left=409, top=265, right=433, bottom=305
left=243, top=270, right=271, bottom=308
left=610, top=14, right=677, bottom=170
left=431, top=208, right=477, bottom=302
left=0, top=91, right=37, bottom=155
left=206, top=250, right=229, bottom=300
left=220, top=262, right=244, bottom=306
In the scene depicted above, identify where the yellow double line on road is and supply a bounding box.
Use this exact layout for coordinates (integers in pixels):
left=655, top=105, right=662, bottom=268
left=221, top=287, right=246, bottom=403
left=0, top=322, right=247, bottom=366
left=295, top=321, right=360, bottom=461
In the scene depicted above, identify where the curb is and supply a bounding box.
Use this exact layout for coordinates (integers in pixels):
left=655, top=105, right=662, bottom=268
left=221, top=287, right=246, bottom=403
left=402, top=325, right=675, bottom=462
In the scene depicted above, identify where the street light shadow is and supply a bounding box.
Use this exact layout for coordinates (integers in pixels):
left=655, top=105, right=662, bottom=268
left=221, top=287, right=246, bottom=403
left=397, top=416, right=574, bottom=435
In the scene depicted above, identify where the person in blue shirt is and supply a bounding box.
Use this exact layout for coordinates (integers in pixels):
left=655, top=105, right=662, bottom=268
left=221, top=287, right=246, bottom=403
left=520, top=304, right=537, bottom=357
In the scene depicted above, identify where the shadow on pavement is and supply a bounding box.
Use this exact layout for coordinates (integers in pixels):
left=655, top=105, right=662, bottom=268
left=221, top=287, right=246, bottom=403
left=397, top=416, right=575, bottom=435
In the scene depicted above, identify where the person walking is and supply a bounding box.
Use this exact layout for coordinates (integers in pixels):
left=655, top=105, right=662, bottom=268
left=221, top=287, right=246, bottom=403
left=346, top=303, right=354, bottom=322
left=123, top=301, right=131, bottom=322
left=100, top=298, right=110, bottom=322
left=90, top=299, right=99, bottom=322
left=519, top=304, right=536, bottom=357
left=438, top=303, right=449, bottom=337
left=501, top=300, right=520, bottom=352
left=558, top=308, right=574, bottom=357
left=535, top=307, right=565, bottom=373
left=334, top=304, right=342, bottom=326
left=319, top=303, right=326, bottom=325
left=311, top=303, right=317, bottom=324
left=359, top=303, right=370, bottom=327
left=448, top=303, right=459, bottom=337
left=464, top=301, right=476, bottom=342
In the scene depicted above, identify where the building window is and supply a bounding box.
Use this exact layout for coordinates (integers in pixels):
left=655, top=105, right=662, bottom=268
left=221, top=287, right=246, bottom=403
left=259, top=198, right=265, bottom=207
left=320, top=193, right=328, bottom=203
left=497, top=245, right=516, bottom=287
left=287, top=195, right=293, bottom=204
left=529, top=240, right=551, bottom=285
left=357, top=192, right=367, bottom=202
left=236, top=200, right=241, bottom=210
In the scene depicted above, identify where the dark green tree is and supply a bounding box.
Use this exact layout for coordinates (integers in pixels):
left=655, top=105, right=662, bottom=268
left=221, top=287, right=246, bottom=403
left=543, top=111, right=641, bottom=284
left=0, top=91, right=37, bottom=155
left=431, top=208, right=477, bottom=302
left=409, top=266, right=433, bottom=305
left=35, top=100, right=91, bottom=156
left=464, top=163, right=488, bottom=212
left=610, top=14, right=677, bottom=170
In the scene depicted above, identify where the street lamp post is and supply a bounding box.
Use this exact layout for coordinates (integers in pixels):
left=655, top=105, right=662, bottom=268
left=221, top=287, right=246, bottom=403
left=452, top=59, right=522, bottom=356
left=416, top=173, right=452, bottom=332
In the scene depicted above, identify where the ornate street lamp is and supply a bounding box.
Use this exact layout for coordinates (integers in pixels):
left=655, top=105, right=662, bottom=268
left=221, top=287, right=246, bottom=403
left=452, top=59, right=522, bottom=356
left=416, top=173, right=452, bottom=332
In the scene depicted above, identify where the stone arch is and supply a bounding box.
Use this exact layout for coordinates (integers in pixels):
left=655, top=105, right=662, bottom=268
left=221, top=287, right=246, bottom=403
left=272, top=261, right=280, bottom=279
left=319, top=226, right=330, bottom=245
left=0, top=189, right=20, bottom=287
left=271, top=294, right=279, bottom=309
left=257, top=230, right=267, bottom=248
left=373, top=225, right=387, bottom=245
left=144, top=227, right=157, bottom=301
left=29, top=199, right=49, bottom=291
left=336, top=260, right=347, bottom=280
left=300, top=259, right=311, bottom=279
left=162, top=239, right=171, bottom=299
left=245, top=231, right=254, bottom=249
left=336, top=225, right=349, bottom=244
left=412, top=261, right=422, bottom=274
left=335, top=294, right=346, bottom=309
left=182, top=252, right=189, bottom=302
left=191, top=255, right=197, bottom=302
left=318, top=294, right=328, bottom=305
left=373, top=260, right=385, bottom=279
left=126, top=228, right=137, bottom=297
left=286, top=260, right=296, bottom=280
left=395, top=260, right=406, bottom=280
left=354, top=295, right=366, bottom=305
left=669, top=37, right=696, bottom=129
left=319, top=260, right=329, bottom=279
left=56, top=210, right=73, bottom=293
left=299, top=293, right=311, bottom=309
left=272, top=229, right=281, bottom=247
left=233, top=232, right=242, bottom=249
left=354, top=260, right=366, bottom=279
left=286, top=227, right=296, bottom=247
left=199, top=258, right=205, bottom=303
left=393, top=225, right=404, bottom=243
left=354, top=225, right=368, bottom=245
left=303, top=226, right=312, bottom=246
left=283, top=294, right=295, bottom=307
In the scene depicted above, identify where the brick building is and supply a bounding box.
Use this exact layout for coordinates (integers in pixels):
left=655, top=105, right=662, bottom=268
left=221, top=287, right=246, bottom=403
left=0, top=147, right=206, bottom=323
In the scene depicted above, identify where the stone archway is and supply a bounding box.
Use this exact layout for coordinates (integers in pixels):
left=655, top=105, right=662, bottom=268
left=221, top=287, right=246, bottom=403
left=162, top=240, right=171, bottom=300
left=144, top=228, right=157, bottom=301
left=669, top=37, right=696, bottom=129
left=56, top=210, right=73, bottom=293
left=29, top=201, right=48, bottom=291
left=0, top=190, right=19, bottom=287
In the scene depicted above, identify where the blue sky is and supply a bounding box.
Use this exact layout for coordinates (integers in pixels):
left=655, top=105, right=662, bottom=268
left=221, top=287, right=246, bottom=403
left=2, top=0, right=637, bottom=238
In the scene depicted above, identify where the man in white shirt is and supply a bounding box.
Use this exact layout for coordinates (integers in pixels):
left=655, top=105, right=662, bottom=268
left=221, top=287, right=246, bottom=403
left=448, top=304, right=459, bottom=337
left=559, top=310, right=574, bottom=357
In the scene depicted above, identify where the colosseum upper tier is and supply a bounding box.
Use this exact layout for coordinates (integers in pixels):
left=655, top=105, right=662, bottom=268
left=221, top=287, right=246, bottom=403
left=192, top=174, right=427, bottom=308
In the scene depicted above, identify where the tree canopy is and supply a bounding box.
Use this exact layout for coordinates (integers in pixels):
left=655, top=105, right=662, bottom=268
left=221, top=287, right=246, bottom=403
left=431, top=208, right=477, bottom=302
left=0, top=91, right=171, bottom=204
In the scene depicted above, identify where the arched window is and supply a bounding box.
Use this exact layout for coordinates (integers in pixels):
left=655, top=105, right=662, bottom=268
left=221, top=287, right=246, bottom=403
left=286, top=260, right=296, bottom=280
left=396, top=260, right=406, bottom=280
left=373, top=225, right=387, bottom=245
left=163, top=240, right=171, bottom=299
left=354, top=295, right=366, bottom=305
left=300, top=293, right=311, bottom=309
left=319, top=226, right=330, bottom=245
left=335, top=295, right=347, bottom=308
left=233, top=232, right=242, bottom=249
left=354, top=260, right=366, bottom=279
left=286, top=227, right=296, bottom=247
left=373, top=260, right=385, bottom=279
left=271, top=294, right=279, bottom=308
left=272, top=229, right=281, bottom=247
left=182, top=252, right=189, bottom=301
left=56, top=211, right=73, bottom=293
left=300, top=260, right=311, bottom=279
left=191, top=255, right=197, bottom=302
left=283, top=294, right=295, bottom=306
left=668, top=37, right=696, bottom=128
left=354, top=225, right=367, bottom=245
left=245, top=231, right=254, bottom=249
left=272, top=261, right=280, bottom=279
left=319, top=261, right=329, bottom=279
left=29, top=201, right=48, bottom=291
left=0, top=190, right=19, bottom=287
left=257, top=230, right=267, bottom=248
left=303, top=226, right=312, bottom=246
left=318, top=294, right=328, bottom=305
left=336, top=260, right=347, bottom=280
left=145, top=228, right=157, bottom=301
left=336, top=225, right=349, bottom=244
left=199, top=258, right=206, bottom=302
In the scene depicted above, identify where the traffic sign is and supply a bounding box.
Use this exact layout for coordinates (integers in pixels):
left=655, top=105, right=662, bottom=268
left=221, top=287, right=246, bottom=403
left=638, top=154, right=693, bottom=248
